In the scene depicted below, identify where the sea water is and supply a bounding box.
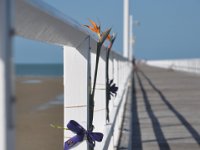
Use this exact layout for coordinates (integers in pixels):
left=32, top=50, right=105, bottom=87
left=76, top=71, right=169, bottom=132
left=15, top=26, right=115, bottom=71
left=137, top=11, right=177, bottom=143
left=15, top=64, right=63, bottom=76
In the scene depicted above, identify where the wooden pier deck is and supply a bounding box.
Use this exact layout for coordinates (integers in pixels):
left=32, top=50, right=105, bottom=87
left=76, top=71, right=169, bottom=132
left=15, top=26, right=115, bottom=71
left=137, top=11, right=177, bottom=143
left=118, top=65, right=200, bottom=150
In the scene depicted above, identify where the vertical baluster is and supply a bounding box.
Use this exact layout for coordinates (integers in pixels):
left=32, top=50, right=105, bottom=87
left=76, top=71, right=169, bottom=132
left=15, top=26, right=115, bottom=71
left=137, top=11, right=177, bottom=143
left=113, top=56, right=119, bottom=148
left=63, top=37, right=90, bottom=150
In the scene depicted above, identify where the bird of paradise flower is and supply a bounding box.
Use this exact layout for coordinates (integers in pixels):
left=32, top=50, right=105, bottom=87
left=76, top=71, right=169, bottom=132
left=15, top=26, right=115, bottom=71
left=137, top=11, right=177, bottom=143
left=84, top=19, right=111, bottom=131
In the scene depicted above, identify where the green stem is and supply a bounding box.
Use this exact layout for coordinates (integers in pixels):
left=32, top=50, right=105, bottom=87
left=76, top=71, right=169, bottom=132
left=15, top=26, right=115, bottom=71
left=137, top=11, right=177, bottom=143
left=106, top=49, right=110, bottom=122
left=91, top=43, right=101, bottom=98
left=89, top=43, right=102, bottom=131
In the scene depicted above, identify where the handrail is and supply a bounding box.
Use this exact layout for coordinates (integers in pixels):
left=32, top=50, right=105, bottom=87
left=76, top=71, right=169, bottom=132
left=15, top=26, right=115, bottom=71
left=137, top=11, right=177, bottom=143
left=15, top=0, right=127, bottom=61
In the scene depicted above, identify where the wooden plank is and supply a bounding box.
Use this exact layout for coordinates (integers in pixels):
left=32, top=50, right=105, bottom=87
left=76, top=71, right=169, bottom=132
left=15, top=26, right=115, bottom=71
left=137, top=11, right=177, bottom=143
left=119, top=65, right=200, bottom=150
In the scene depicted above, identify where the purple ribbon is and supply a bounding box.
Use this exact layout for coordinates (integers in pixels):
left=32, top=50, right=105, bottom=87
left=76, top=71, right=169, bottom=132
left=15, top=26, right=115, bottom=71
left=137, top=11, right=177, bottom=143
left=64, top=120, right=104, bottom=150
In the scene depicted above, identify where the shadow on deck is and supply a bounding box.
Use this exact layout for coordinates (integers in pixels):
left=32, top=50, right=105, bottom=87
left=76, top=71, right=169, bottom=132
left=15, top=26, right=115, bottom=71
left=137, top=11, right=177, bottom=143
left=117, top=65, right=200, bottom=150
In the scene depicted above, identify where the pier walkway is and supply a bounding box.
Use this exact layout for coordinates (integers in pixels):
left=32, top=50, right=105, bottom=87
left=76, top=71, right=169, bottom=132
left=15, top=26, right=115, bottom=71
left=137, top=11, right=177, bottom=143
left=118, top=65, right=200, bottom=150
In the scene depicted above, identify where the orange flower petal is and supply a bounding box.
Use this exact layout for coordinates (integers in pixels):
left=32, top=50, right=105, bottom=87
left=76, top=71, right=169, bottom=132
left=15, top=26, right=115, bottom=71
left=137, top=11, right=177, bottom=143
left=107, top=34, right=111, bottom=41
left=84, top=19, right=101, bottom=38
left=89, top=19, right=98, bottom=29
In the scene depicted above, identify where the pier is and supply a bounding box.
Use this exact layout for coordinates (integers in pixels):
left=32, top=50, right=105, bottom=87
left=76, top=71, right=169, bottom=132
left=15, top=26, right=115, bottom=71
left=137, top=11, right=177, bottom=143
left=118, top=64, right=200, bottom=150
left=0, top=0, right=200, bottom=149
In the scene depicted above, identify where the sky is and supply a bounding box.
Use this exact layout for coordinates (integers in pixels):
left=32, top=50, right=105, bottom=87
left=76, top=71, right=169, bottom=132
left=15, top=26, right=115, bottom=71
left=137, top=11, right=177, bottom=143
left=14, top=0, right=200, bottom=63
left=133, top=0, right=200, bottom=60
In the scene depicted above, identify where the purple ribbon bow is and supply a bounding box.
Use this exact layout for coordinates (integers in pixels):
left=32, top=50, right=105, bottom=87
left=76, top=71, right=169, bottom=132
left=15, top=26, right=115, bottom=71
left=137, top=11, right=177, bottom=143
left=64, top=120, right=104, bottom=150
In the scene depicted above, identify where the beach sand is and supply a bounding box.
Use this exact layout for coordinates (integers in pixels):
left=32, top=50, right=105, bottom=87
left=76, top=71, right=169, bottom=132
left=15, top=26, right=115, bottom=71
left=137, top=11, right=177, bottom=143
left=15, top=77, right=64, bottom=150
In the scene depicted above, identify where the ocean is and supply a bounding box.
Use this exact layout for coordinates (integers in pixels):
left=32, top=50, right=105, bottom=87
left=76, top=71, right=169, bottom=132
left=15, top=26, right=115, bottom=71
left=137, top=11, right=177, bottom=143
left=15, top=64, right=63, bottom=76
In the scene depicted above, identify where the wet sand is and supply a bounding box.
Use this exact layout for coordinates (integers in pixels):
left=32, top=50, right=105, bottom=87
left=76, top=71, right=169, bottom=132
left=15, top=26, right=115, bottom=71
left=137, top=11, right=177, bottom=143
left=15, top=77, right=63, bottom=150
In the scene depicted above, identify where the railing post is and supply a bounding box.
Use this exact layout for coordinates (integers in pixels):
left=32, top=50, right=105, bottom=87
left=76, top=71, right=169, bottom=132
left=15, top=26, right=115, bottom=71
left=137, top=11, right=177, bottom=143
left=109, top=54, right=115, bottom=150
left=63, top=37, right=91, bottom=150
left=113, top=56, right=119, bottom=147
left=0, top=0, right=15, bottom=150
left=109, top=53, right=114, bottom=112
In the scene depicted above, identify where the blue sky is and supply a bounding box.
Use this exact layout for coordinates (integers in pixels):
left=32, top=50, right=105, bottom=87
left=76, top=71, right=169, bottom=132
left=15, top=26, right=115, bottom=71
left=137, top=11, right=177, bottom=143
left=14, top=0, right=200, bottom=63
left=134, top=0, right=200, bottom=60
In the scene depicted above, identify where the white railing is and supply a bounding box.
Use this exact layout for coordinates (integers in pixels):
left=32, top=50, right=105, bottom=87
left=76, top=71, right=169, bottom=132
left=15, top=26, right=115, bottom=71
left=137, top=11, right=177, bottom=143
left=0, top=0, right=132, bottom=149
left=64, top=45, right=132, bottom=150
left=146, top=58, right=200, bottom=75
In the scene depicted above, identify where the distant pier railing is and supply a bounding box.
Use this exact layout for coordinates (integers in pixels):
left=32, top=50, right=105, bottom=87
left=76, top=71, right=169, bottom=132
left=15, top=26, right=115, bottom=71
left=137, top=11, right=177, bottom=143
left=0, top=0, right=132, bottom=150
left=146, top=59, right=200, bottom=75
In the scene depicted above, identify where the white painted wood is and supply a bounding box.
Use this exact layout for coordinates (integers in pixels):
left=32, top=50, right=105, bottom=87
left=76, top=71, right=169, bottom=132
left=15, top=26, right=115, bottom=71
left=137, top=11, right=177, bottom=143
left=119, top=61, right=124, bottom=94
left=15, top=0, right=88, bottom=48
left=63, top=37, right=90, bottom=149
left=108, top=54, right=114, bottom=117
left=113, top=59, right=120, bottom=106
left=0, top=0, right=15, bottom=149
left=63, top=43, right=131, bottom=150
left=109, top=53, right=114, bottom=80
left=113, top=84, right=129, bottom=148
left=64, top=40, right=132, bottom=150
